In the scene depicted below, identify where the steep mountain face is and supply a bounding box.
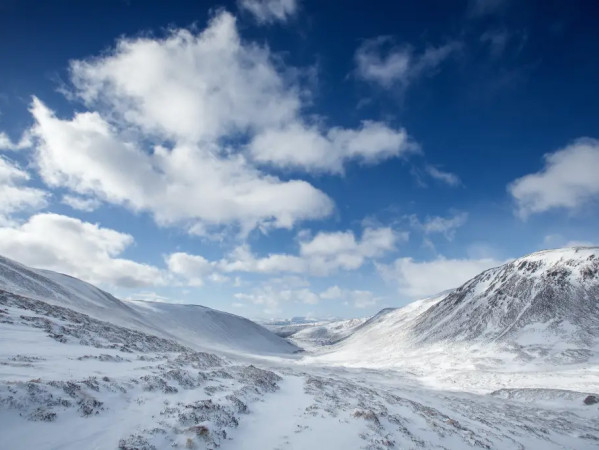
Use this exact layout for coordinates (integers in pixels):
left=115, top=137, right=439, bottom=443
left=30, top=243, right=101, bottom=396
left=0, top=255, right=298, bottom=355
left=318, top=247, right=599, bottom=368
left=411, top=247, right=599, bottom=346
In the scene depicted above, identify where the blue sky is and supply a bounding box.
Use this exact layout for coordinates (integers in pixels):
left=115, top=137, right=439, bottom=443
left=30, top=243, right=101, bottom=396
left=1, top=0, right=598, bottom=319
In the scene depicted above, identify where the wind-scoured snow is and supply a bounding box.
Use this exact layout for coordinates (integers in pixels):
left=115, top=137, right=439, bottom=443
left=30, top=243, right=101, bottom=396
left=410, top=247, right=599, bottom=347
left=0, top=255, right=298, bottom=356
left=1, top=249, right=599, bottom=449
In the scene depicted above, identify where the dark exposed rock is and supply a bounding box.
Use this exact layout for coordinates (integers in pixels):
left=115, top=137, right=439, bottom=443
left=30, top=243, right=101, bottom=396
left=584, top=395, right=599, bottom=405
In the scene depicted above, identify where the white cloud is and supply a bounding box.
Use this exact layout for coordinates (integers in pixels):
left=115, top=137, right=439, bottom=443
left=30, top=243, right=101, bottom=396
left=25, top=11, right=417, bottom=235
left=379, top=256, right=502, bottom=299
left=234, top=286, right=318, bottom=314
left=320, top=285, right=343, bottom=299
left=30, top=97, right=333, bottom=234
left=166, top=252, right=214, bottom=287
left=410, top=212, right=468, bottom=240
left=238, top=0, right=297, bottom=24
left=69, top=12, right=300, bottom=144
left=250, top=120, right=416, bottom=173
left=542, top=234, right=596, bottom=249
left=61, top=194, right=101, bottom=212
left=319, top=285, right=379, bottom=308
left=0, top=156, right=48, bottom=224
left=224, top=226, right=404, bottom=276
left=354, top=37, right=460, bottom=89
left=0, top=213, right=163, bottom=288
left=219, top=245, right=306, bottom=274
left=298, top=227, right=404, bottom=274
left=234, top=282, right=378, bottom=313
left=33, top=11, right=334, bottom=235
left=508, top=138, right=599, bottom=218
left=425, top=165, right=462, bottom=187
left=168, top=226, right=404, bottom=286
left=0, top=131, right=31, bottom=150
left=350, top=290, right=379, bottom=308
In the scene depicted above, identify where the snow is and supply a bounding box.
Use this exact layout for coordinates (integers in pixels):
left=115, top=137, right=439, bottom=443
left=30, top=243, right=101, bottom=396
left=267, top=317, right=370, bottom=351
left=0, top=255, right=298, bottom=357
left=1, top=249, right=599, bottom=449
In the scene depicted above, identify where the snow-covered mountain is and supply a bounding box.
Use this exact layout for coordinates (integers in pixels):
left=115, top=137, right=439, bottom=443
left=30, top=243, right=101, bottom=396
left=2, top=250, right=599, bottom=449
left=317, top=247, right=599, bottom=368
left=411, top=247, right=599, bottom=347
left=263, top=316, right=368, bottom=351
left=0, top=255, right=298, bottom=355
left=286, top=317, right=368, bottom=351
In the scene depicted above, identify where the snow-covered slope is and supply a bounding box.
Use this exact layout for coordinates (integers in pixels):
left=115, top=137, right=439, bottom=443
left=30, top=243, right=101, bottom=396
left=287, top=317, right=368, bottom=350
left=0, top=255, right=297, bottom=355
left=317, top=247, right=599, bottom=368
left=411, top=247, right=599, bottom=346
left=2, top=251, right=599, bottom=449
left=128, top=300, right=299, bottom=355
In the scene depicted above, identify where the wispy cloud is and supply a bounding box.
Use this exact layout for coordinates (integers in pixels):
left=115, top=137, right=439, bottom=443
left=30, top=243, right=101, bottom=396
left=354, top=36, right=461, bottom=90
left=410, top=212, right=469, bottom=241
left=425, top=165, right=462, bottom=187
left=0, top=156, right=48, bottom=224
left=238, top=0, right=298, bottom=24
left=467, top=0, right=510, bottom=18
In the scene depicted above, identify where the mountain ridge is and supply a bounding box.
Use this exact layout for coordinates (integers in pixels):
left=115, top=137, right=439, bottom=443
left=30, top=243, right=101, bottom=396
left=0, top=254, right=298, bottom=356
left=315, top=246, right=599, bottom=367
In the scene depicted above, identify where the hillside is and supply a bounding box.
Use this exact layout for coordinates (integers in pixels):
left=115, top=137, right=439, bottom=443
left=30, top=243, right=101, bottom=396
left=1, top=251, right=598, bottom=449
left=316, top=247, right=599, bottom=368
left=0, top=255, right=298, bottom=356
left=411, top=247, right=599, bottom=346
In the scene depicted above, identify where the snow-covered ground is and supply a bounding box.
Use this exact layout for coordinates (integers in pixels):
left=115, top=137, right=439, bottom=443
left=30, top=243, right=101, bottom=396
left=264, top=317, right=369, bottom=351
left=1, top=250, right=599, bottom=449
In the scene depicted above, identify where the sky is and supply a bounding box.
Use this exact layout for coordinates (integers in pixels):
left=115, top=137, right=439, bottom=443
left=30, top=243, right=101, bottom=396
left=0, top=0, right=598, bottom=320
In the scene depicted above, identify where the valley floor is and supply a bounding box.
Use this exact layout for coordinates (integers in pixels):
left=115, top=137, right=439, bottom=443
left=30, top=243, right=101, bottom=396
left=1, top=292, right=599, bottom=450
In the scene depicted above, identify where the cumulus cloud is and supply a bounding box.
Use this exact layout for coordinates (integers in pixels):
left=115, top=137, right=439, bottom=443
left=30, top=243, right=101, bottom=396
left=319, top=285, right=379, bottom=308
left=69, top=12, right=300, bottom=144
left=354, top=37, right=460, bottom=89
left=238, top=0, right=298, bottom=24
left=30, top=97, right=332, bottom=234
left=222, top=226, right=405, bottom=276
left=508, top=138, right=599, bottom=218
left=0, top=156, right=48, bottom=224
left=0, top=213, right=163, bottom=288
left=61, top=194, right=101, bottom=212
left=167, top=226, right=405, bottom=286
left=250, top=120, right=417, bottom=173
left=23, top=11, right=416, bottom=235
left=410, top=212, right=468, bottom=240
left=218, top=245, right=306, bottom=274
left=379, top=256, right=502, bottom=299
left=319, top=285, right=343, bottom=299
left=166, top=252, right=214, bottom=287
